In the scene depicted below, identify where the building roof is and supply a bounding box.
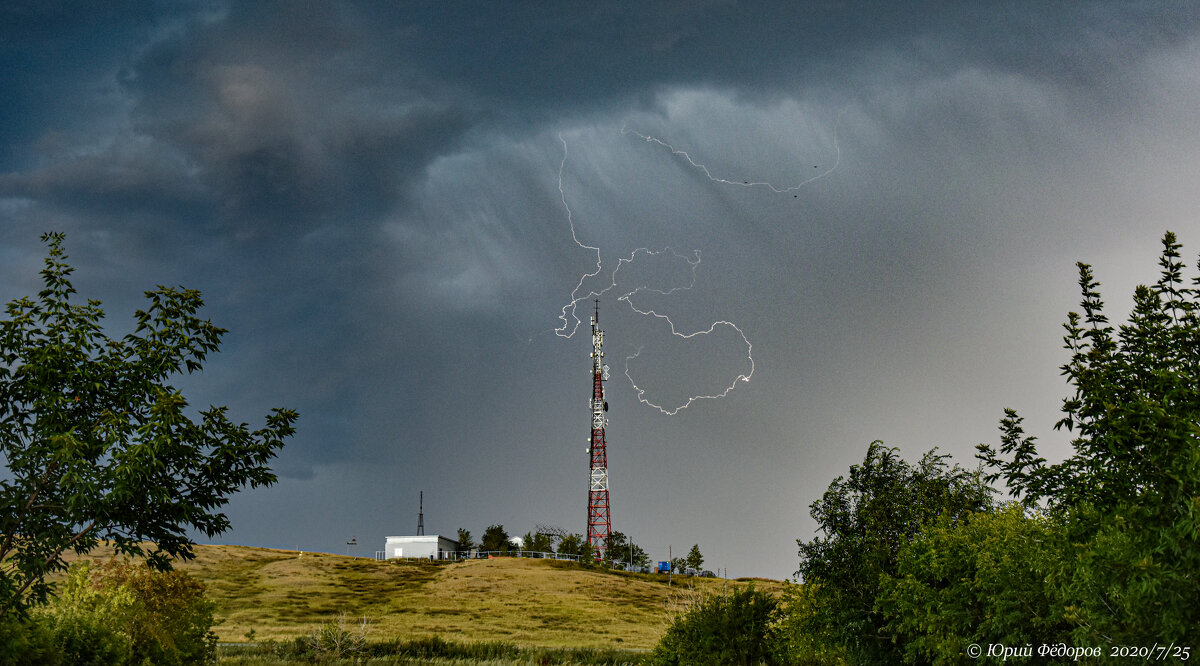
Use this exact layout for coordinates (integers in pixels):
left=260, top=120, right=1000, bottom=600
left=384, top=534, right=458, bottom=545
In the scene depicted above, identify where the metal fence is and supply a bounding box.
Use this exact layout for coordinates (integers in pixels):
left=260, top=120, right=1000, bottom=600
left=372, top=549, right=654, bottom=573
left=457, top=550, right=580, bottom=561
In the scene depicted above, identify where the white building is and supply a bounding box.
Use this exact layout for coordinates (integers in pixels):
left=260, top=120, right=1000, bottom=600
left=383, top=535, right=459, bottom=560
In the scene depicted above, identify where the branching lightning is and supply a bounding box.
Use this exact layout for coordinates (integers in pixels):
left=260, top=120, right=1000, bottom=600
left=553, top=134, right=604, bottom=339
left=552, top=133, right=757, bottom=415
left=552, top=115, right=838, bottom=414
left=619, top=122, right=841, bottom=193
left=614, top=248, right=754, bottom=416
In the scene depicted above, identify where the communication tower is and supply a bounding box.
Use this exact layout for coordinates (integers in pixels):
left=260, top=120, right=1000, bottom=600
left=587, top=300, right=611, bottom=557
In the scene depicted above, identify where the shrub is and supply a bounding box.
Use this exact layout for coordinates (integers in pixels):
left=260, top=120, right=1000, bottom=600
left=876, top=504, right=1070, bottom=663
left=304, top=611, right=370, bottom=660
left=651, top=586, right=780, bottom=666
left=36, top=561, right=135, bottom=665
left=770, top=583, right=848, bottom=666
left=39, top=559, right=216, bottom=666
left=0, top=612, right=62, bottom=665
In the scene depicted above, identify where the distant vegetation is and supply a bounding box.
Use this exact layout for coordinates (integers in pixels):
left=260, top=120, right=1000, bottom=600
left=219, top=634, right=652, bottom=665
left=456, top=523, right=656, bottom=571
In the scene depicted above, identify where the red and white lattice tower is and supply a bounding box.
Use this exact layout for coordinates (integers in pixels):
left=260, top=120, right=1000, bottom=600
left=586, top=300, right=611, bottom=558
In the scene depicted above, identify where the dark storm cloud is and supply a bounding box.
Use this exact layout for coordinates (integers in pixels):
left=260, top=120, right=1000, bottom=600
left=2, top=5, right=473, bottom=234
left=0, top=3, right=483, bottom=481
left=0, top=1, right=186, bottom=170
left=2, top=1, right=1200, bottom=578
left=355, top=2, right=1199, bottom=114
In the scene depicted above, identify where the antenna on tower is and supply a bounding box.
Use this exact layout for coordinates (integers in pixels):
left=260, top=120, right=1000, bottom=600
left=417, top=490, right=425, bottom=536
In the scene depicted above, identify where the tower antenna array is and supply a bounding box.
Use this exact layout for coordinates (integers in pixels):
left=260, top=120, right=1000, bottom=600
left=587, top=300, right=611, bottom=557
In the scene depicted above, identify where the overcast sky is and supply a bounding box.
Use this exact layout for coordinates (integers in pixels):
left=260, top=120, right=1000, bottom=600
left=3, top=2, right=1199, bottom=579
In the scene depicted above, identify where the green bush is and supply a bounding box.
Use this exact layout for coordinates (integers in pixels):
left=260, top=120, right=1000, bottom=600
left=770, top=583, right=848, bottom=666
left=0, top=613, right=61, bottom=666
left=22, top=559, right=217, bottom=666
left=43, top=615, right=133, bottom=666
left=32, top=562, right=134, bottom=665
left=651, top=586, right=780, bottom=666
left=877, top=504, right=1070, bottom=663
left=305, top=612, right=370, bottom=660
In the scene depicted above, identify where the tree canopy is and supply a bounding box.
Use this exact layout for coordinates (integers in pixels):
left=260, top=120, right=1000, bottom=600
left=0, top=233, right=297, bottom=617
left=977, top=231, right=1200, bottom=644
left=455, top=529, right=474, bottom=552
left=521, top=530, right=555, bottom=554
left=788, top=231, right=1200, bottom=662
left=479, top=524, right=510, bottom=553
left=796, top=441, right=993, bottom=664
left=979, top=232, right=1200, bottom=515
left=876, top=504, right=1069, bottom=663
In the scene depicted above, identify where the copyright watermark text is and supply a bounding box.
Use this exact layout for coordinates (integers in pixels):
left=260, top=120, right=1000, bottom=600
left=966, top=642, right=1191, bottom=661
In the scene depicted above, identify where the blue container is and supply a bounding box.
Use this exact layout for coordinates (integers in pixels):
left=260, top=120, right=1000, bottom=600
left=658, top=561, right=672, bottom=573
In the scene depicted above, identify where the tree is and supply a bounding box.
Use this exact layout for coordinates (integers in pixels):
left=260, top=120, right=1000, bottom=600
left=455, top=529, right=473, bottom=552
left=534, top=523, right=568, bottom=540
left=795, top=441, right=993, bottom=665
left=977, top=232, right=1200, bottom=644
left=0, top=234, right=298, bottom=617
left=577, top=539, right=596, bottom=566
left=597, top=531, right=649, bottom=569
left=601, top=531, right=628, bottom=567
left=772, top=582, right=849, bottom=666
left=556, top=533, right=583, bottom=557
left=685, top=544, right=704, bottom=571
left=629, top=542, right=651, bottom=569
left=479, top=524, right=509, bottom=553
left=523, top=530, right=555, bottom=555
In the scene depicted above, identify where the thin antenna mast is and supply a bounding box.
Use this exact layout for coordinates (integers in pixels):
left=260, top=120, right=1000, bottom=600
left=417, top=490, right=425, bottom=536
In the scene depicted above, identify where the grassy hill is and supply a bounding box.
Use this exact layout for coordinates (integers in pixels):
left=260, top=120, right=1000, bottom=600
left=70, top=544, right=783, bottom=651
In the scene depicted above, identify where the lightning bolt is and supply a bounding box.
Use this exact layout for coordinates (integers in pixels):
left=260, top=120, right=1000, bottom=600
left=548, top=107, right=844, bottom=413
left=551, top=133, right=758, bottom=415
left=553, top=134, right=605, bottom=339
left=613, top=248, right=755, bottom=416
left=619, top=111, right=842, bottom=194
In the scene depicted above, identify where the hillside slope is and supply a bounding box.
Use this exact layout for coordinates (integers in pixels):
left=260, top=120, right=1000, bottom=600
left=147, top=544, right=780, bottom=650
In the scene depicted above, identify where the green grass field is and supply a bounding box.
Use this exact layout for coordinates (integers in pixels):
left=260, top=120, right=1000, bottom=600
left=68, top=544, right=782, bottom=653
